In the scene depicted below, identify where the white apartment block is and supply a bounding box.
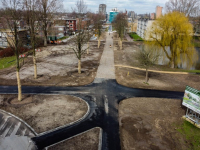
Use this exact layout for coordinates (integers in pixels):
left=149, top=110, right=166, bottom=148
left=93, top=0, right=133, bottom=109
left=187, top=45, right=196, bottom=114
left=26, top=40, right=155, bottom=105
left=136, top=19, right=154, bottom=40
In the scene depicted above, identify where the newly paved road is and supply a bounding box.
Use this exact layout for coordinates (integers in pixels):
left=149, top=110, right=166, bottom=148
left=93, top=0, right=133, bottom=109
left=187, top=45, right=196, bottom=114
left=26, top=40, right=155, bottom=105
left=0, top=27, right=185, bottom=150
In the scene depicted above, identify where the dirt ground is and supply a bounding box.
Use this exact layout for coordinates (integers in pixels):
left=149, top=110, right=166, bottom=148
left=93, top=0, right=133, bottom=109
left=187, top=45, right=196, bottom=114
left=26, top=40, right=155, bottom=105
left=0, top=35, right=106, bottom=86
left=0, top=94, right=87, bottom=133
left=114, top=37, right=200, bottom=92
left=119, top=98, right=190, bottom=150
left=48, top=128, right=100, bottom=150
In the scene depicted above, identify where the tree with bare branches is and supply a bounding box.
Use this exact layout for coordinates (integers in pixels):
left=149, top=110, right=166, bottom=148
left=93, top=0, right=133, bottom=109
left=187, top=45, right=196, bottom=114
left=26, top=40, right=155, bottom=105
left=136, top=45, right=159, bottom=83
left=23, top=0, right=39, bottom=79
left=0, top=0, right=24, bottom=100
left=38, top=0, right=63, bottom=46
left=165, top=0, right=200, bottom=17
left=70, top=0, right=91, bottom=74
left=93, top=13, right=104, bottom=48
left=112, top=12, right=128, bottom=50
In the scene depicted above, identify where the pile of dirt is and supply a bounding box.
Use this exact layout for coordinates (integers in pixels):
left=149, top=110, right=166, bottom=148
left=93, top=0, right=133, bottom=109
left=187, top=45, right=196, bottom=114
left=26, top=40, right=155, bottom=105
left=119, top=98, right=189, bottom=150
left=0, top=95, right=88, bottom=133
left=48, top=128, right=100, bottom=150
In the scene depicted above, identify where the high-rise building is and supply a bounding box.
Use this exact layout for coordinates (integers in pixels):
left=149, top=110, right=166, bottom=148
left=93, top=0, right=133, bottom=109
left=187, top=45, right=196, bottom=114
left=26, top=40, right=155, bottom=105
left=128, top=11, right=135, bottom=19
left=109, top=8, right=119, bottom=23
left=150, top=13, right=155, bottom=20
left=99, top=4, right=106, bottom=15
left=156, top=6, right=163, bottom=19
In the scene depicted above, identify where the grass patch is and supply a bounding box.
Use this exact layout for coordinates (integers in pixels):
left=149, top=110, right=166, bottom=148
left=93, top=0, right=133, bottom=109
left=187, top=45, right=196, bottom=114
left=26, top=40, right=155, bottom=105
left=177, top=120, right=200, bottom=150
left=129, top=33, right=143, bottom=41
left=58, top=36, right=69, bottom=40
left=0, top=56, right=16, bottom=69
left=194, top=42, right=200, bottom=47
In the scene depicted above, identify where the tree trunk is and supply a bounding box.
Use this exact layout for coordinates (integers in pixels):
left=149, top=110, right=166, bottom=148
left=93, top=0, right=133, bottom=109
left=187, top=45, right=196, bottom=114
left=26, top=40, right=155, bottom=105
left=98, top=38, right=100, bottom=48
left=16, top=71, right=22, bottom=101
left=44, top=36, right=47, bottom=47
left=87, top=42, right=89, bottom=54
left=78, top=59, right=81, bottom=74
left=120, top=39, right=122, bottom=50
left=33, top=56, right=37, bottom=79
left=170, top=60, right=175, bottom=68
left=145, top=68, right=148, bottom=83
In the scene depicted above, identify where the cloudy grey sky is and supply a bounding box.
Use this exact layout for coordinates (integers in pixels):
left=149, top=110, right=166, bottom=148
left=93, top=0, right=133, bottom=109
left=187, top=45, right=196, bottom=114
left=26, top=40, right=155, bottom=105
left=63, top=0, right=168, bottom=14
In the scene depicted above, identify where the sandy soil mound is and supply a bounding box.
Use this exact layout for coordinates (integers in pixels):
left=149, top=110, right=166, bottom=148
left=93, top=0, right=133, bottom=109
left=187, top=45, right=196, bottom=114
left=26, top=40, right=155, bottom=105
left=119, top=98, right=189, bottom=150
left=48, top=127, right=100, bottom=150
left=0, top=95, right=88, bottom=133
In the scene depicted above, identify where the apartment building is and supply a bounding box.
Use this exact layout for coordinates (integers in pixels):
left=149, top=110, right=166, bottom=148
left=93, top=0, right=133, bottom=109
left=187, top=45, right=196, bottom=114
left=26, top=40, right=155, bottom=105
left=136, top=19, right=154, bottom=40
left=0, top=29, right=28, bottom=48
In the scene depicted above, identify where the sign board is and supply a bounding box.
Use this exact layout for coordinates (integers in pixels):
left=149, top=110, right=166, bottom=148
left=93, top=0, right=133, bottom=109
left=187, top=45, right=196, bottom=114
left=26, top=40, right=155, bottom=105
left=182, top=86, right=200, bottom=114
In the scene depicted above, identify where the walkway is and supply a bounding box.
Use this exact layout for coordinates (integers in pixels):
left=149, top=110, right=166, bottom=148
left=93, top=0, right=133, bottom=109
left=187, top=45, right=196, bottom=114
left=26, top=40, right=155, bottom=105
left=95, top=32, right=115, bottom=80
left=0, top=110, right=37, bottom=150
left=115, top=64, right=189, bottom=74
left=0, top=30, right=185, bottom=150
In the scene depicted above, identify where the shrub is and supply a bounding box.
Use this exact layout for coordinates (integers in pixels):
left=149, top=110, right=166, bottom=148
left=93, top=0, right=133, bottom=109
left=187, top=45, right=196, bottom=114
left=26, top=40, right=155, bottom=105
left=0, top=47, right=29, bottom=58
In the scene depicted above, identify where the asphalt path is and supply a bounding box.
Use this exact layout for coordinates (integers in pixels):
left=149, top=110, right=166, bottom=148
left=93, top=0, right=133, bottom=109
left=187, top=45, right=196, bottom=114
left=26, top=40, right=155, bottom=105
left=0, top=79, right=184, bottom=150
left=0, top=28, right=184, bottom=150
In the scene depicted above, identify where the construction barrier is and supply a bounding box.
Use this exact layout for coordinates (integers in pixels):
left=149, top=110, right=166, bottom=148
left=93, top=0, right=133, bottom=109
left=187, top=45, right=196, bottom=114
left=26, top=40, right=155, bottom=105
left=19, top=54, right=26, bottom=58
left=35, top=49, right=41, bottom=52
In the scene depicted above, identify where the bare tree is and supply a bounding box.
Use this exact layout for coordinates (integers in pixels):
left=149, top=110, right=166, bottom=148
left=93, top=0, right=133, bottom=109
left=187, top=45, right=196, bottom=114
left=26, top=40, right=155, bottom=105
left=23, top=0, right=39, bottom=79
left=93, top=13, right=104, bottom=48
left=70, top=0, right=90, bottom=74
left=112, top=12, right=128, bottom=50
left=165, top=0, right=200, bottom=17
left=38, top=0, right=63, bottom=46
left=0, top=0, right=24, bottom=100
left=136, top=45, right=160, bottom=83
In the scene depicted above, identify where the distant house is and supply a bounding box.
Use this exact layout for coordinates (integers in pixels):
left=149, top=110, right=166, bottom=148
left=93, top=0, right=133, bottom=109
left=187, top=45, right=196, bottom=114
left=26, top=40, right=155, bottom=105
left=54, top=18, right=77, bottom=33
left=136, top=18, right=154, bottom=40
left=0, top=29, right=28, bottom=48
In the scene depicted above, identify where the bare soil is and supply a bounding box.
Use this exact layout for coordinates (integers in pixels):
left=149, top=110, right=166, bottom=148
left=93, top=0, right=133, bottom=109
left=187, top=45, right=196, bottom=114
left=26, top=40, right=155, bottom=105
left=114, top=37, right=200, bottom=91
left=0, top=37, right=106, bottom=86
left=0, top=94, right=88, bottom=133
left=48, top=127, right=100, bottom=150
left=119, top=98, right=189, bottom=150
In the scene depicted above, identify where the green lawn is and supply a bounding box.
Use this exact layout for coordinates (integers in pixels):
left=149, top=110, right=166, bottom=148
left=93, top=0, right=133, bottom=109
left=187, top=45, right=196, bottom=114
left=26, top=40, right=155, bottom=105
left=58, top=36, right=69, bottom=40
left=129, top=33, right=143, bottom=41
left=177, top=120, right=200, bottom=150
left=0, top=56, right=16, bottom=69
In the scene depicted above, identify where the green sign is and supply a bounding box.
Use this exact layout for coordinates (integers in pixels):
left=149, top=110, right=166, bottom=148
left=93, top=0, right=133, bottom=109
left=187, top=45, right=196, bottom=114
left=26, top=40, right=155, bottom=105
left=182, top=86, right=200, bottom=114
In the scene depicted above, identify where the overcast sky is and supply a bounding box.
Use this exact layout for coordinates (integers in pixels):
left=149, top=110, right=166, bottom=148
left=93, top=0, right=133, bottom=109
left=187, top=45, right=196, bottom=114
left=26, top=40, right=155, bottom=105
left=63, top=0, right=168, bottom=14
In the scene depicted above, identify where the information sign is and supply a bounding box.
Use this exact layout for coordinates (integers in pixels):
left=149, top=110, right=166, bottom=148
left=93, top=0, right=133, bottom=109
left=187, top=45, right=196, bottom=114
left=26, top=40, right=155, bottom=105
left=182, top=86, right=200, bottom=114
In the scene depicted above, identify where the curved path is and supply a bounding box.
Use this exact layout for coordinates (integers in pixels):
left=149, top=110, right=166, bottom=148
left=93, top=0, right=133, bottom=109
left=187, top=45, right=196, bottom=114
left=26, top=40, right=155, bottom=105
left=0, top=29, right=184, bottom=150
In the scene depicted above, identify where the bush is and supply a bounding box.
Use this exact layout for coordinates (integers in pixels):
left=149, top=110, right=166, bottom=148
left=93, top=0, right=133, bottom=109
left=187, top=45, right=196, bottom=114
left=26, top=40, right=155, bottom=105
left=0, top=47, right=29, bottom=58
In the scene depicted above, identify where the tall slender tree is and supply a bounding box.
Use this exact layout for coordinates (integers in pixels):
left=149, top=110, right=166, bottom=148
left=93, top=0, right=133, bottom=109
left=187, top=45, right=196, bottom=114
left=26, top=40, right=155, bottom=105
left=1, top=0, right=23, bottom=100
left=93, top=13, right=104, bottom=48
left=38, top=0, right=63, bottom=46
left=112, top=12, right=128, bottom=50
left=70, top=0, right=90, bottom=74
left=23, top=0, right=39, bottom=79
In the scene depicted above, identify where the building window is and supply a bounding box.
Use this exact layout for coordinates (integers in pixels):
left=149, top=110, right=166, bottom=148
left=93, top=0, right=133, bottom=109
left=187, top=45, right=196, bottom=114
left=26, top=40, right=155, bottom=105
left=70, top=24, right=73, bottom=27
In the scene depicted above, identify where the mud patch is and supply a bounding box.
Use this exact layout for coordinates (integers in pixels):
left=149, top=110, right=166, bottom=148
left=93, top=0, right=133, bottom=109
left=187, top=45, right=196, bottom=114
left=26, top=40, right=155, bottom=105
left=47, top=128, right=100, bottom=150
left=119, top=98, right=189, bottom=150
left=0, top=94, right=88, bottom=133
